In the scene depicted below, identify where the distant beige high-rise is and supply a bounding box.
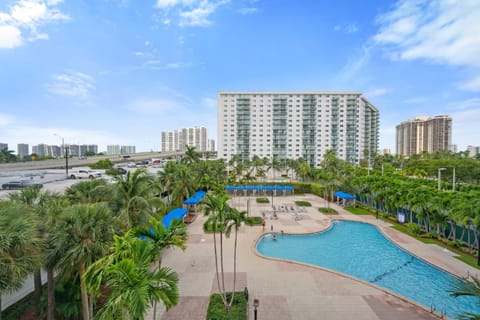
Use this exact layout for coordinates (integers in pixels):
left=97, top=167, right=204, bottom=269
left=396, top=115, right=452, bottom=156
left=161, top=126, right=209, bottom=152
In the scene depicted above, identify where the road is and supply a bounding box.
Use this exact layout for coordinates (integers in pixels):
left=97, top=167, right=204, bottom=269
left=0, top=150, right=183, bottom=172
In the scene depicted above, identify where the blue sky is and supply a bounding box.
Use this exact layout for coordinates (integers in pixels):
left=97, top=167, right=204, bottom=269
left=0, top=0, right=479, bottom=154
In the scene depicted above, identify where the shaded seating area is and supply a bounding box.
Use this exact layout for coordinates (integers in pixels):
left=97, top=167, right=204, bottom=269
left=225, top=185, right=295, bottom=196
left=334, top=191, right=356, bottom=207
left=182, top=190, right=206, bottom=223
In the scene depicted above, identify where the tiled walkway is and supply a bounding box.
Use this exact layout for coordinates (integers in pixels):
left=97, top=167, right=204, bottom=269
left=149, top=194, right=479, bottom=320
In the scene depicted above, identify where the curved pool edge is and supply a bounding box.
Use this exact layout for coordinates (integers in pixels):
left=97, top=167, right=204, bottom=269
left=252, top=218, right=447, bottom=319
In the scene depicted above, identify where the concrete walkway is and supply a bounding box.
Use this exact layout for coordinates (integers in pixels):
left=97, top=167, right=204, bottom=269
left=151, top=194, right=479, bottom=320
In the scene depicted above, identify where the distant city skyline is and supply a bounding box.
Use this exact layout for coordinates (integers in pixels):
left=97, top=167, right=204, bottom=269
left=1, top=1, right=479, bottom=153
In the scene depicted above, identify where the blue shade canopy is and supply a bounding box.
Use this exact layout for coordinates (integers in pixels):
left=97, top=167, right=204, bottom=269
left=162, top=208, right=188, bottom=228
left=334, top=191, right=355, bottom=200
left=183, top=190, right=207, bottom=205
left=225, top=185, right=295, bottom=192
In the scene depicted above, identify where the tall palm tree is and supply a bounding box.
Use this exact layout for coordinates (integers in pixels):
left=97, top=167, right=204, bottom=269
left=202, top=193, right=245, bottom=311
left=54, top=203, right=116, bottom=320
left=85, top=234, right=179, bottom=320
left=0, top=201, right=43, bottom=320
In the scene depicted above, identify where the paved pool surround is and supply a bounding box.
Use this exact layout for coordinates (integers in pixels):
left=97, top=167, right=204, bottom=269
left=152, top=194, right=479, bottom=320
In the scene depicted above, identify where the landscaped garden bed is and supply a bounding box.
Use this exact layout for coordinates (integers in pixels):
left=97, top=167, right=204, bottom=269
left=256, top=197, right=269, bottom=203
left=206, top=291, right=247, bottom=320
left=295, top=200, right=311, bottom=207
left=318, top=207, right=338, bottom=214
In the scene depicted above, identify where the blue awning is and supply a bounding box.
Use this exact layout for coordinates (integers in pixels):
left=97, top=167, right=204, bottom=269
left=334, top=191, right=355, bottom=200
left=183, top=190, right=207, bottom=205
left=162, top=208, right=188, bottom=228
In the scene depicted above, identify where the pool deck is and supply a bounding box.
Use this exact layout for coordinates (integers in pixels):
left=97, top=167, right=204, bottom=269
left=152, top=194, right=480, bottom=320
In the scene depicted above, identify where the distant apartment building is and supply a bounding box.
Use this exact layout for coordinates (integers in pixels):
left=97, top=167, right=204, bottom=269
left=107, top=145, right=136, bottom=155
left=208, top=139, right=216, bottom=152
left=218, top=91, right=380, bottom=167
left=32, top=144, right=49, bottom=157
left=17, top=143, right=29, bottom=159
left=467, top=145, right=480, bottom=157
left=161, top=126, right=209, bottom=152
left=396, top=115, right=452, bottom=156
left=0, top=143, right=7, bottom=151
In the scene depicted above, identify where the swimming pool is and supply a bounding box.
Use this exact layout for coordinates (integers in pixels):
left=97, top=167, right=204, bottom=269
left=256, top=220, right=479, bottom=318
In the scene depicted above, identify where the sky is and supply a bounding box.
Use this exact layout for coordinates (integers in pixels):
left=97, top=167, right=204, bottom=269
left=0, top=0, right=479, bottom=154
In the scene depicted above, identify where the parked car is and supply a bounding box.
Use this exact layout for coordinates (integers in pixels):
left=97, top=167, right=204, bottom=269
left=68, top=170, right=102, bottom=179
left=2, top=180, right=43, bottom=190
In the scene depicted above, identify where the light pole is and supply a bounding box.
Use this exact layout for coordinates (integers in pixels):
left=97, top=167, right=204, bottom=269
left=438, top=168, right=446, bottom=190
left=253, top=298, right=259, bottom=320
left=54, top=134, right=69, bottom=178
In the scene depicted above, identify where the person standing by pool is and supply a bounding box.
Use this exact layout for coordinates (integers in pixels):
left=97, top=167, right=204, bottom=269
left=270, top=224, right=273, bottom=231
left=262, top=220, right=265, bottom=231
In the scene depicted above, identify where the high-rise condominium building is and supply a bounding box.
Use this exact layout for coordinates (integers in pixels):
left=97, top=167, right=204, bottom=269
left=396, top=115, right=452, bottom=156
left=161, top=126, right=209, bottom=152
left=107, top=145, right=136, bottom=155
left=218, top=91, right=380, bottom=167
left=467, top=145, right=480, bottom=157
left=17, top=143, right=29, bottom=159
left=0, top=143, right=7, bottom=150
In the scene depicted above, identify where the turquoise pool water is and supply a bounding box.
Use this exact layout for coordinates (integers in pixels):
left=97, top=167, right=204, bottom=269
left=256, top=220, right=479, bottom=318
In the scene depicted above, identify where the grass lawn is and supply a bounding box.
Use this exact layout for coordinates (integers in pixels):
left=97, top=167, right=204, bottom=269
left=346, top=207, right=372, bottom=215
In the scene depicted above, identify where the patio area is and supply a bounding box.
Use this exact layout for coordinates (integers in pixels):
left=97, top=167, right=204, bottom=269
left=152, top=194, right=479, bottom=320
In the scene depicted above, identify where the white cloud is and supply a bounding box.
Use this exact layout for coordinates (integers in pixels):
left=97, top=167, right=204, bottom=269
left=0, top=0, right=69, bottom=49
left=46, top=71, right=95, bottom=98
left=334, top=23, right=359, bottom=34
left=237, top=7, right=257, bottom=15
left=458, top=75, right=480, bottom=92
left=0, top=113, right=13, bottom=126
left=154, top=0, right=230, bottom=27
left=365, top=87, right=391, bottom=98
left=0, top=25, right=22, bottom=48
left=374, top=1, right=480, bottom=67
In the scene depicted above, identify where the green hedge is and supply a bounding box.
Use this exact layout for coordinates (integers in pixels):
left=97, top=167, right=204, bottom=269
left=244, top=216, right=263, bottom=226
left=256, top=197, right=269, bottom=203
left=206, top=292, right=247, bottom=320
left=318, top=207, right=338, bottom=214
left=295, top=200, right=311, bottom=207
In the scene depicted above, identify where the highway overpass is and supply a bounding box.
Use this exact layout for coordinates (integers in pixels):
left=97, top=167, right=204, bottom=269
left=0, top=151, right=184, bottom=172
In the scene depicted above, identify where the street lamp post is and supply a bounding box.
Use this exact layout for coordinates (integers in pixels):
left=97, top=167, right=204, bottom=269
left=438, top=168, right=446, bottom=190
left=253, top=298, right=259, bottom=320
left=54, top=134, right=69, bottom=178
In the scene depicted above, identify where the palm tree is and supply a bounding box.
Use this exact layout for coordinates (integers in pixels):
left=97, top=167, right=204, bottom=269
left=8, top=185, right=44, bottom=308
left=182, top=145, right=201, bottom=165
left=0, top=201, right=43, bottom=320
left=202, top=193, right=245, bottom=311
left=65, top=179, right=112, bottom=204
left=113, top=169, right=162, bottom=229
left=85, top=234, right=179, bottom=319
left=133, top=218, right=187, bottom=319
left=54, top=203, right=116, bottom=320
left=449, top=275, right=480, bottom=319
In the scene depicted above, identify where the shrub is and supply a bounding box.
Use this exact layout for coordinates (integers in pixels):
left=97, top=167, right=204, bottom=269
left=407, top=223, right=422, bottom=236
left=206, top=292, right=247, bottom=320
left=318, top=207, right=338, bottom=214
left=244, top=216, right=263, bottom=226
left=89, top=159, right=114, bottom=169
left=295, top=200, right=311, bottom=207
left=256, top=197, right=269, bottom=203
left=310, top=183, right=324, bottom=197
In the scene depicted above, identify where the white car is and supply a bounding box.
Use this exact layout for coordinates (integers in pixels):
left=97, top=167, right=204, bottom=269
left=69, top=170, right=102, bottom=179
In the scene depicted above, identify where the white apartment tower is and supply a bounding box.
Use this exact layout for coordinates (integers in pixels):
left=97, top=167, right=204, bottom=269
left=218, top=91, right=379, bottom=167
left=161, top=126, right=209, bottom=152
